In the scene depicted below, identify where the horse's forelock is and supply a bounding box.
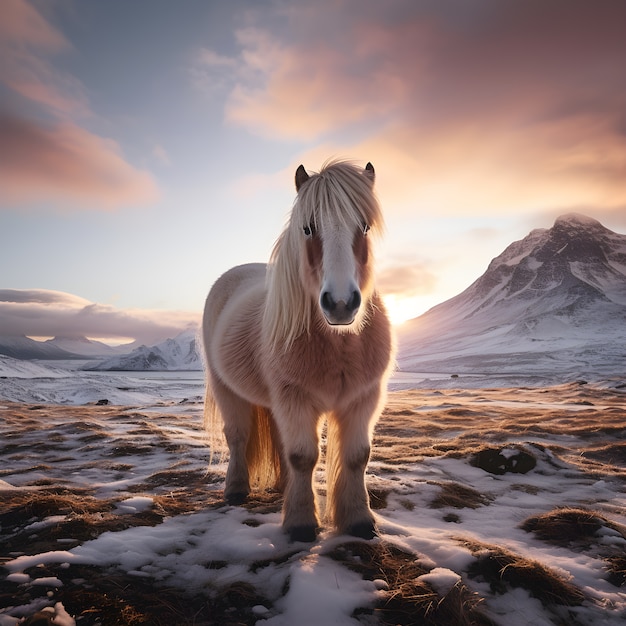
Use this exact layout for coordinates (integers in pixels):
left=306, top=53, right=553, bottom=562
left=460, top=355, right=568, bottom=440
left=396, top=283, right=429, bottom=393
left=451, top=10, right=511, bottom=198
left=295, top=160, right=383, bottom=235
left=264, top=160, right=381, bottom=351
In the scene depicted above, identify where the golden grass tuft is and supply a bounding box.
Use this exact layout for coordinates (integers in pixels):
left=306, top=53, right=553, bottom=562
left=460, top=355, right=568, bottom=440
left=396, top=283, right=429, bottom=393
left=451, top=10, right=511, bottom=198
left=520, top=507, right=607, bottom=546
left=460, top=538, right=585, bottom=607
left=429, top=481, right=491, bottom=509
left=326, top=541, right=493, bottom=625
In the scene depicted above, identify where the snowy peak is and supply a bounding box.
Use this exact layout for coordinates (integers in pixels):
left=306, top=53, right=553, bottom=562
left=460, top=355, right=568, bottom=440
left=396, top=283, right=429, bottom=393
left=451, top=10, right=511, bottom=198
left=535, top=213, right=610, bottom=265
left=399, top=214, right=626, bottom=375
left=87, top=328, right=202, bottom=371
left=554, top=212, right=603, bottom=227
left=468, top=213, right=626, bottom=311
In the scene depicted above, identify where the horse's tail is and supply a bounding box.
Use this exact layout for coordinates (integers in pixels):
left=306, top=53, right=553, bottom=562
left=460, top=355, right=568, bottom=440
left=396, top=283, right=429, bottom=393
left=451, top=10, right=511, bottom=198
left=204, top=374, right=226, bottom=465
left=247, top=405, right=283, bottom=493
left=324, top=417, right=340, bottom=526
left=204, top=375, right=282, bottom=493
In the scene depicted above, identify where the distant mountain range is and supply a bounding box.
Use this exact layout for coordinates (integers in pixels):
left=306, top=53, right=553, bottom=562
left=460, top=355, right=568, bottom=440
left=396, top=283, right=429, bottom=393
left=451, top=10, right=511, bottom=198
left=0, top=336, right=79, bottom=360
left=0, top=335, right=128, bottom=360
left=86, top=329, right=202, bottom=371
left=397, top=213, right=626, bottom=377
left=0, top=330, right=202, bottom=371
left=44, top=336, right=125, bottom=357
left=3, top=213, right=624, bottom=377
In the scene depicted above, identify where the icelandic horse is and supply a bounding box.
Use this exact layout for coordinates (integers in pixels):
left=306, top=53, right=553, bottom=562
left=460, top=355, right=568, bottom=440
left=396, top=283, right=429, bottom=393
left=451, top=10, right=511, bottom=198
left=202, top=160, right=394, bottom=542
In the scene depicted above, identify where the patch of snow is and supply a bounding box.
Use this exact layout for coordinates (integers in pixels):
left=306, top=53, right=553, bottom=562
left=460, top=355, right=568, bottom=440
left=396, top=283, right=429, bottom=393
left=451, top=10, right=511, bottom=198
left=6, top=573, right=30, bottom=584
left=417, top=567, right=462, bottom=596
left=0, top=355, right=68, bottom=379
left=24, top=516, right=66, bottom=532
left=114, top=496, right=154, bottom=515
left=30, top=577, right=63, bottom=587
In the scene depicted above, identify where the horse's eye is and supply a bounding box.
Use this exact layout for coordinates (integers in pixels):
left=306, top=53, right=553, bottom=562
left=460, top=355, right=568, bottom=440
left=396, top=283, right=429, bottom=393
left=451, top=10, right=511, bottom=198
left=303, top=224, right=315, bottom=237
left=363, top=224, right=370, bottom=235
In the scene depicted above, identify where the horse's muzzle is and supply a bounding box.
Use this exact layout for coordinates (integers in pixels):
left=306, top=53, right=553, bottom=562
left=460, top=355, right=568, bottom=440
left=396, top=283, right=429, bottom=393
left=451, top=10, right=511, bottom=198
left=320, top=289, right=361, bottom=325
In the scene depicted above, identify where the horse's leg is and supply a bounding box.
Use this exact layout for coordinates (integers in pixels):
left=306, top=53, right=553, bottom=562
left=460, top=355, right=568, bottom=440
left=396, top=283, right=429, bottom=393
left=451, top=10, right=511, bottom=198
left=211, top=375, right=254, bottom=505
left=274, top=398, right=321, bottom=542
left=330, top=387, right=383, bottom=539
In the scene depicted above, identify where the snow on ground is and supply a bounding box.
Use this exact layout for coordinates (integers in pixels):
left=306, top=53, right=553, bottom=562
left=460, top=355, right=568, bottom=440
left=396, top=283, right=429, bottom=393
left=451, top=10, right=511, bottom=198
left=1, top=354, right=606, bottom=407
left=1, top=365, right=626, bottom=624
left=0, top=355, right=205, bottom=406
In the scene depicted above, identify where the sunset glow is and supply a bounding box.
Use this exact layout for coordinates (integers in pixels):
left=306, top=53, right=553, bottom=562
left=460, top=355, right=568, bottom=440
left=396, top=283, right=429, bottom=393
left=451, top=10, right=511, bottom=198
left=382, top=294, right=433, bottom=326
left=1, top=0, right=625, bottom=343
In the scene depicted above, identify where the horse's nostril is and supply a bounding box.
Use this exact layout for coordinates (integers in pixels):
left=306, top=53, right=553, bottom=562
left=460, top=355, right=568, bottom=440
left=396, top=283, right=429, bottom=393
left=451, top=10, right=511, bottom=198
left=348, top=290, right=361, bottom=313
left=321, top=291, right=334, bottom=312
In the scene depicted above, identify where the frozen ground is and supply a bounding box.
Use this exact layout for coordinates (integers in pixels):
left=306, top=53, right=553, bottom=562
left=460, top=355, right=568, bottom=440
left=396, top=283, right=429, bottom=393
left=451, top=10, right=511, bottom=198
left=1, top=361, right=626, bottom=624
left=1, top=354, right=610, bottom=407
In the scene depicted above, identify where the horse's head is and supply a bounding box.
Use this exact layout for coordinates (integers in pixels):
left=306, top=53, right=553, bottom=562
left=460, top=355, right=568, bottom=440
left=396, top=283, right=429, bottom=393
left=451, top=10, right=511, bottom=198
left=293, top=160, right=382, bottom=329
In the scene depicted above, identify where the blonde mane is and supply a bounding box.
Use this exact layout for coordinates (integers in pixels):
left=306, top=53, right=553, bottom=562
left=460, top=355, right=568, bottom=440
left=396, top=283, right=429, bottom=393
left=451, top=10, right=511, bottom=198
left=263, top=159, right=384, bottom=351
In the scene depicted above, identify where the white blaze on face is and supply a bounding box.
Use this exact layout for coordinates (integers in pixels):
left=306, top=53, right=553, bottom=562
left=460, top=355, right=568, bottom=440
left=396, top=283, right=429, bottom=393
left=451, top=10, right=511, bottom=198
left=319, top=219, right=362, bottom=326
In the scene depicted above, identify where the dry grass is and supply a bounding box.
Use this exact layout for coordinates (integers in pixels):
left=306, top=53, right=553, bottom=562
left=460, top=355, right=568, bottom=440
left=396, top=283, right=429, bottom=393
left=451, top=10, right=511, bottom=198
left=377, top=386, right=626, bottom=479
left=326, top=541, right=493, bottom=625
left=520, top=507, right=609, bottom=546
left=0, top=488, right=274, bottom=626
left=429, top=481, right=492, bottom=509
left=20, top=565, right=265, bottom=626
left=460, top=539, right=585, bottom=607
left=607, top=555, right=626, bottom=587
left=520, top=506, right=626, bottom=590
left=2, top=386, right=626, bottom=624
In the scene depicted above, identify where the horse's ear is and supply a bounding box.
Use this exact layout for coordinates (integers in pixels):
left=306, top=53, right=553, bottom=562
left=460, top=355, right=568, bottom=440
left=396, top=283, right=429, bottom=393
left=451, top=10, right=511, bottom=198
left=295, top=165, right=310, bottom=191
left=364, top=162, right=375, bottom=183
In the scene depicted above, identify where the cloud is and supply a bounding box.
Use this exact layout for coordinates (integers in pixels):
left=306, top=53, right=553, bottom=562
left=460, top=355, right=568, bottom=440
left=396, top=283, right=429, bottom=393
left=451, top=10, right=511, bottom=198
left=0, top=0, right=159, bottom=211
left=198, top=0, right=626, bottom=217
left=0, top=0, right=88, bottom=117
left=152, top=144, right=171, bottom=166
left=0, top=289, right=200, bottom=344
left=0, top=0, right=68, bottom=50
left=377, top=262, right=437, bottom=298
left=190, top=48, right=240, bottom=98
left=0, top=114, right=159, bottom=210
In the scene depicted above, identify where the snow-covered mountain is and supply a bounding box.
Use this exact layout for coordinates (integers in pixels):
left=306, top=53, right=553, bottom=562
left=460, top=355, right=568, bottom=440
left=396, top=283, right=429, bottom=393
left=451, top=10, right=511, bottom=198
left=398, top=213, right=626, bottom=377
left=0, top=335, right=127, bottom=360
left=87, top=329, right=202, bottom=371
left=43, top=336, right=125, bottom=357
left=0, top=335, right=79, bottom=360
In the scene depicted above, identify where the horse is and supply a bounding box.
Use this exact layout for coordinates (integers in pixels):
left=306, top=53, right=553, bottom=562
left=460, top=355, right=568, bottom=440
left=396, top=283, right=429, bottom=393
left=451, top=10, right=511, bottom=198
left=202, top=159, right=394, bottom=542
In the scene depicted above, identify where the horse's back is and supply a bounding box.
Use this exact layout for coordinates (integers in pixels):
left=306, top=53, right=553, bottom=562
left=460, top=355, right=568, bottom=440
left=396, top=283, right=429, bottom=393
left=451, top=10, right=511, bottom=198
left=203, top=263, right=269, bottom=404
left=203, top=263, right=267, bottom=329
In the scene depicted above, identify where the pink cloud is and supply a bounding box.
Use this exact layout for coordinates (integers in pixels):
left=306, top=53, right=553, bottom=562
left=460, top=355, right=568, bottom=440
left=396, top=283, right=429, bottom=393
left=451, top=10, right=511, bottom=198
left=0, top=0, right=159, bottom=210
left=0, top=0, right=88, bottom=116
left=377, top=262, right=437, bottom=298
left=0, top=0, right=69, bottom=51
left=0, top=114, right=159, bottom=210
left=222, top=23, right=408, bottom=140
left=204, top=1, right=626, bottom=216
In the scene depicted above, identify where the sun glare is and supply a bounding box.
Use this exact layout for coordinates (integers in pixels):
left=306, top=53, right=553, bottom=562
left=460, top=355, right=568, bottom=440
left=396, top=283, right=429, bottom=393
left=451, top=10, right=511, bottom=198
left=382, top=295, right=423, bottom=326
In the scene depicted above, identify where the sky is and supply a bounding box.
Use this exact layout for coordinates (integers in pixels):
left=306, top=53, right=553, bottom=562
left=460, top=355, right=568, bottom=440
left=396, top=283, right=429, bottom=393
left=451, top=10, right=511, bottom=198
left=1, top=0, right=625, bottom=344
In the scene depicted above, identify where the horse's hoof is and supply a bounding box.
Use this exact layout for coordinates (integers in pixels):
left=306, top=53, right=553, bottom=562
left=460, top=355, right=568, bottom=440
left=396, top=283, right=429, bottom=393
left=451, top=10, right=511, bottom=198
left=225, top=492, right=248, bottom=506
left=287, top=525, right=318, bottom=543
left=346, top=521, right=378, bottom=540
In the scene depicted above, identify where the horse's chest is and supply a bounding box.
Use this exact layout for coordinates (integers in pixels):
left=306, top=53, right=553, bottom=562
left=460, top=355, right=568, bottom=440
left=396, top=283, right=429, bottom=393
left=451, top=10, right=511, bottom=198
left=275, top=332, right=390, bottom=407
